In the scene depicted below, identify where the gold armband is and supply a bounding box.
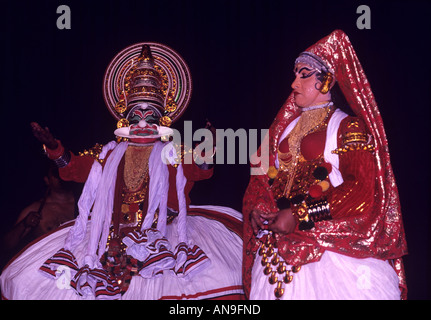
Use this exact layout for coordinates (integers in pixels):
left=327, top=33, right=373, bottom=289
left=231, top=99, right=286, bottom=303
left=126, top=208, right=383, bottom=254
left=343, top=132, right=367, bottom=145
left=333, top=118, right=375, bottom=155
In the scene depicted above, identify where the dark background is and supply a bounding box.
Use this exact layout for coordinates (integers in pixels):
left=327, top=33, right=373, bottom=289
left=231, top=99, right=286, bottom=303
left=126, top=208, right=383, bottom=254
left=0, top=0, right=429, bottom=299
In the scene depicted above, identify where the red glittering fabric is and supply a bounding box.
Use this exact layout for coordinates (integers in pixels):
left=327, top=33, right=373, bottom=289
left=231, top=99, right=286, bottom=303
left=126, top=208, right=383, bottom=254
left=243, top=30, right=407, bottom=299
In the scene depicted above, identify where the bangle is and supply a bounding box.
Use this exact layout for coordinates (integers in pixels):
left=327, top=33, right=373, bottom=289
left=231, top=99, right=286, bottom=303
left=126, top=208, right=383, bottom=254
left=291, top=197, right=332, bottom=231
left=42, top=142, right=71, bottom=168
left=52, top=150, right=71, bottom=168
left=44, top=146, right=71, bottom=168
left=307, top=199, right=331, bottom=222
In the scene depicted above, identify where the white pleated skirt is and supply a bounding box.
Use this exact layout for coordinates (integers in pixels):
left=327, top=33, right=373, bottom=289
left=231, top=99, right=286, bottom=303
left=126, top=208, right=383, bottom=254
left=250, top=248, right=401, bottom=300
left=1, top=205, right=243, bottom=300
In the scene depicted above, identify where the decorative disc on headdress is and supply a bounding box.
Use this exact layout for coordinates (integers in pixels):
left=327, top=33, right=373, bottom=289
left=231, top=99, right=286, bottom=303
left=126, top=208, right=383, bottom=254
left=103, top=42, right=192, bottom=124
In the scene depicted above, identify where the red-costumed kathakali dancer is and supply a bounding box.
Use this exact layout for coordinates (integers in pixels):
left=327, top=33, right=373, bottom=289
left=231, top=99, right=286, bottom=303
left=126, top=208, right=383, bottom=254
left=1, top=43, right=244, bottom=300
left=243, top=30, right=408, bottom=300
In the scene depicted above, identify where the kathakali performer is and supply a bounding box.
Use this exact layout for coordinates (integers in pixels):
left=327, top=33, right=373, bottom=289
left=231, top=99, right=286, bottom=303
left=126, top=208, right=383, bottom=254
left=1, top=43, right=243, bottom=300
left=243, top=30, right=408, bottom=300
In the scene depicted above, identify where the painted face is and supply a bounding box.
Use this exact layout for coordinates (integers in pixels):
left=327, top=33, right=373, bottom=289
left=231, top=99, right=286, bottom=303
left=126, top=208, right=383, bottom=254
left=128, top=107, right=159, bottom=125
left=127, top=105, right=161, bottom=143
left=291, top=63, right=328, bottom=108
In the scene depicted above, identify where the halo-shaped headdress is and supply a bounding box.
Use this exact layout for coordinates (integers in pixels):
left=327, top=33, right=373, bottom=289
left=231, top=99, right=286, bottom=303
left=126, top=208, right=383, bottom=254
left=103, top=42, right=192, bottom=127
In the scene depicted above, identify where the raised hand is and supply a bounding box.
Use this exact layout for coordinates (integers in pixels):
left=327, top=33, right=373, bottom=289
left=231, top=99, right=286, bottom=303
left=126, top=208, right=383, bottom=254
left=30, top=122, right=58, bottom=150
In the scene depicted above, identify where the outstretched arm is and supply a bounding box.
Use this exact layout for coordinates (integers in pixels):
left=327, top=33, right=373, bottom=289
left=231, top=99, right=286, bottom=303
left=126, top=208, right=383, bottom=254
left=30, top=122, right=95, bottom=183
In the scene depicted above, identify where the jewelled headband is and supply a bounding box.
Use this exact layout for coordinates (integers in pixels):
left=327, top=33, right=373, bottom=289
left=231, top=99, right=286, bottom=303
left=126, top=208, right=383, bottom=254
left=295, top=51, right=333, bottom=75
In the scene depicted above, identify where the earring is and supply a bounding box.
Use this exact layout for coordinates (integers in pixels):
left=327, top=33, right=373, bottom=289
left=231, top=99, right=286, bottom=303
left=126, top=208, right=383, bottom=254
left=319, top=72, right=333, bottom=94
left=115, top=99, right=127, bottom=114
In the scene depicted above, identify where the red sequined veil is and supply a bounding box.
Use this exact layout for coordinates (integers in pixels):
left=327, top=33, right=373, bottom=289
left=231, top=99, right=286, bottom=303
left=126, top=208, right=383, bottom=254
left=242, top=30, right=408, bottom=299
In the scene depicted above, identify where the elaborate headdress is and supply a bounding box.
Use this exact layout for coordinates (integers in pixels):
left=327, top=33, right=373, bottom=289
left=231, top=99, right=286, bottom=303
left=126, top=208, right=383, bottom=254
left=103, top=42, right=192, bottom=128
left=295, top=51, right=334, bottom=94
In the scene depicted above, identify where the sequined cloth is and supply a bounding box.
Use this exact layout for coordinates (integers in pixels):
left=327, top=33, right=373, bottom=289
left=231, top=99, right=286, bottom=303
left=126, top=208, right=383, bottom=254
left=243, top=30, right=408, bottom=299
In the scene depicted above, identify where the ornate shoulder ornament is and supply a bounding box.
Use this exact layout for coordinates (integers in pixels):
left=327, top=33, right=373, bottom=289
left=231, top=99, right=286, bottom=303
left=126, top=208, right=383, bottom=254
left=79, top=143, right=105, bottom=164
left=332, top=117, right=375, bottom=155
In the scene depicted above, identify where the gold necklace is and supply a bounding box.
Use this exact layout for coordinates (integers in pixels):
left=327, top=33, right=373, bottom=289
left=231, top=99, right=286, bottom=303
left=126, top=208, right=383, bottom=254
left=278, top=105, right=333, bottom=199
left=123, top=145, right=153, bottom=192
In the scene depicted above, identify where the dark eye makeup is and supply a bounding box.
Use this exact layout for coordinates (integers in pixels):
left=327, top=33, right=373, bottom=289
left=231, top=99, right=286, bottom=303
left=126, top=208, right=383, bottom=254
left=294, top=66, right=316, bottom=79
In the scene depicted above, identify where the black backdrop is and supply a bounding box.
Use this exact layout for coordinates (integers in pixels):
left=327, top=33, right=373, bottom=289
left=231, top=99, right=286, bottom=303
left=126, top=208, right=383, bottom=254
left=0, top=0, right=429, bottom=299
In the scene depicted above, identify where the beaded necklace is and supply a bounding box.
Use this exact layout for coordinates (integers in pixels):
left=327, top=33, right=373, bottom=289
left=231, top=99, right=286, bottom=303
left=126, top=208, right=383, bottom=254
left=278, top=102, right=333, bottom=199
